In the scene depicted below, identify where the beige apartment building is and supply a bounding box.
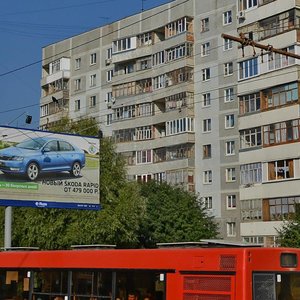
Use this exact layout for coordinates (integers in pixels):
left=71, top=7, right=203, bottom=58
left=39, top=0, right=300, bottom=245
left=237, top=0, right=300, bottom=246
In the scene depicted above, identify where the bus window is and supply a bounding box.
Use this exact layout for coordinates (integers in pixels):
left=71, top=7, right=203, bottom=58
left=0, top=269, right=30, bottom=300
left=115, top=271, right=165, bottom=300
left=253, top=272, right=300, bottom=300
left=72, top=271, right=112, bottom=299
left=32, top=270, right=68, bottom=299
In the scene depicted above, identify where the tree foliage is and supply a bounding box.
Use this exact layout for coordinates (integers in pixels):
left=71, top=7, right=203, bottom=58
left=49, top=116, right=99, bottom=136
left=277, top=204, right=300, bottom=248
left=10, top=135, right=145, bottom=249
left=0, top=117, right=219, bottom=249
left=138, top=181, right=218, bottom=248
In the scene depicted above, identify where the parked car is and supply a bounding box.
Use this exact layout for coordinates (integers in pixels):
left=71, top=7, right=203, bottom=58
left=0, top=137, right=85, bottom=181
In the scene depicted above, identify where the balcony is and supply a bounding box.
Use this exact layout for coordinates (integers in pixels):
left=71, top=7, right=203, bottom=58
left=41, top=70, right=70, bottom=86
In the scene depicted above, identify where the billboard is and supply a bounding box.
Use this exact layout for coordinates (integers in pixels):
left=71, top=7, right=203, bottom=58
left=0, top=126, right=100, bottom=210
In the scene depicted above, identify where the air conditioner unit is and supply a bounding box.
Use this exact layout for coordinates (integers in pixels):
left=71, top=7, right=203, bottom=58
left=237, top=10, right=246, bottom=20
left=105, top=58, right=112, bottom=65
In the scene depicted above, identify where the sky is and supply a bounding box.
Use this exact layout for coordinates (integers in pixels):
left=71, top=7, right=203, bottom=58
left=0, top=0, right=169, bottom=130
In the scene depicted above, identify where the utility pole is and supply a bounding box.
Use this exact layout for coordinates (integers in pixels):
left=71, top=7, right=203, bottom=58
left=221, top=33, right=300, bottom=60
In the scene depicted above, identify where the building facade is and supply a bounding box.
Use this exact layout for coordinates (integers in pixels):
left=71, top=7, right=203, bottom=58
left=237, top=0, right=300, bottom=246
left=39, top=0, right=300, bottom=245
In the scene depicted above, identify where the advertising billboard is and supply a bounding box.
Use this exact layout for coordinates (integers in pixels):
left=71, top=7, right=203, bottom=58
left=0, top=126, right=100, bottom=210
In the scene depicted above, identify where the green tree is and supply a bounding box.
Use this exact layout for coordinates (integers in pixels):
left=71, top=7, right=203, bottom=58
left=139, top=181, right=218, bottom=248
left=3, top=117, right=218, bottom=249
left=11, top=136, right=146, bottom=249
left=49, top=116, right=99, bottom=136
left=277, top=204, right=300, bottom=247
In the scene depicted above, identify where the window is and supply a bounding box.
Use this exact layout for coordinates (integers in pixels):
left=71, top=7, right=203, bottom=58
left=224, top=62, right=233, bottom=76
left=166, top=92, right=192, bottom=111
left=106, top=113, right=112, bottom=125
left=203, top=144, right=212, bottom=159
left=40, top=104, right=49, bottom=117
left=106, top=92, right=112, bottom=103
left=166, top=43, right=193, bottom=62
left=153, top=75, right=165, bottom=90
left=202, top=68, right=210, bottom=81
left=137, top=32, right=152, bottom=47
left=243, top=236, right=264, bottom=244
left=153, top=172, right=166, bottom=183
left=152, top=51, right=165, bottom=66
left=239, top=92, right=260, bottom=115
left=263, top=119, right=300, bottom=146
left=50, top=59, right=61, bottom=74
left=240, top=127, right=262, bottom=149
left=75, top=58, right=81, bottom=70
left=89, top=96, right=96, bottom=108
left=203, top=196, right=212, bottom=209
left=227, top=222, right=236, bottom=237
left=239, top=57, right=258, bottom=80
left=226, top=168, right=236, bottom=182
left=225, top=114, right=235, bottom=129
left=239, top=0, right=258, bottom=10
left=137, top=103, right=152, bottom=117
left=224, top=87, right=234, bottom=102
left=201, top=18, right=209, bottom=32
left=202, top=93, right=211, bottom=107
left=123, top=63, right=134, bottom=74
left=241, top=199, right=262, bottom=221
left=263, top=196, right=300, bottom=221
left=90, top=74, right=96, bottom=87
left=262, top=82, right=298, bottom=110
left=75, top=79, right=81, bottom=91
left=166, top=117, right=194, bottom=136
left=268, top=159, right=294, bottom=181
left=113, top=128, right=136, bottom=143
left=223, top=38, right=233, bottom=51
left=166, top=17, right=190, bottom=38
left=107, top=70, right=113, bottom=82
left=136, top=174, right=152, bottom=182
left=164, top=144, right=194, bottom=161
left=225, top=141, right=235, bottom=156
left=227, top=195, right=237, bottom=209
left=136, top=126, right=152, bottom=140
left=114, top=105, right=135, bottom=121
left=140, top=59, right=151, bottom=70
left=90, top=53, right=97, bottom=65
left=223, top=11, right=232, bottom=25
left=203, top=170, right=212, bottom=184
left=240, top=163, right=262, bottom=185
left=75, top=99, right=80, bottom=111
left=136, top=150, right=152, bottom=164
left=201, top=42, right=210, bottom=56
left=203, top=118, right=212, bottom=132
left=268, top=46, right=295, bottom=71
left=113, top=37, right=134, bottom=53
left=107, top=48, right=112, bottom=59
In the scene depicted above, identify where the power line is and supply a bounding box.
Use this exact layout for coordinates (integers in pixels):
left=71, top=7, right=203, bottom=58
left=0, top=0, right=190, bottom=78
left=1, top=1, right=298, bottom=129
left=222, top=32, right=300, bottom=60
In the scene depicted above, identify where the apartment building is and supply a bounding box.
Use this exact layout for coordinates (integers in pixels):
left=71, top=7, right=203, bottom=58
left=237, top=0, right=300, bottom=246
left=40, top=0, right=300, bottom=244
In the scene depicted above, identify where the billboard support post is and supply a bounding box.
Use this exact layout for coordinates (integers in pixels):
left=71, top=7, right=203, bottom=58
left=4, top=206, right=12, bottom=248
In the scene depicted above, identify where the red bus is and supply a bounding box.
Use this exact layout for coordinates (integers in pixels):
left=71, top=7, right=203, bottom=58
left=0, top=243, right=300, bottom=300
